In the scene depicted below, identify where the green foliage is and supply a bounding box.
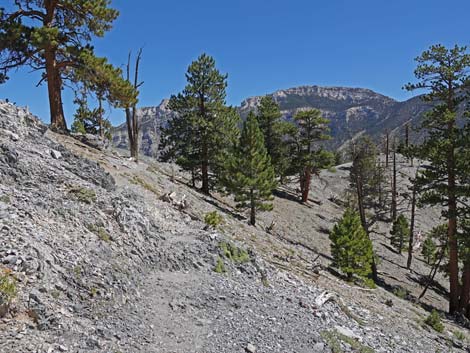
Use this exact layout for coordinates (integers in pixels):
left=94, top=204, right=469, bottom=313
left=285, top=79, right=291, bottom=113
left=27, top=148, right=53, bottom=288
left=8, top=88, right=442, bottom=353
left=329, top=209, right=374, bottom=281
left=349, top=135, right=387, bottom=212
left=71, top=50, right=137, bottom=138
left=453, top=330, right=466, bottom=341
left=219, top=241, right=250, bottom=264
left=289, top=109, right=334, bottom=201
left=0, top=195, right=10, bottom=203
left=392, top=286, right=408, bottom=299
left=0, top=269, right=17, bottom=304
left=421, top=237, right=437, bottom=265
left=68, top=186, right=97, bottom=204
left=0, top=1, right=121, bottom=128
left=214, top=257, right=226, bottom=273
left=405, top=44, right=470, bottom=312
left=159, top=54, right=240, bottom=194
left=204, top=211, right=223, bottom=228
left=130, top=176, right=159, bottom=195
left=87, top=224, right=111, bottom=242
left=256, top=96, right=296, bottom=180
left=220, top=113, right=277, bottom=225
left=321, top=329, right=375, bottom=353
left=425, top=310, right=444, bottom=333
left=390, top=214, right=410, bottom=253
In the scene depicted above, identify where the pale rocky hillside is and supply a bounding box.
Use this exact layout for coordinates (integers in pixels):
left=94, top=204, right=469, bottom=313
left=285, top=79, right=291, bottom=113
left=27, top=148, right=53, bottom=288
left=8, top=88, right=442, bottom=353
left=1, top=101, right=468, bottom=353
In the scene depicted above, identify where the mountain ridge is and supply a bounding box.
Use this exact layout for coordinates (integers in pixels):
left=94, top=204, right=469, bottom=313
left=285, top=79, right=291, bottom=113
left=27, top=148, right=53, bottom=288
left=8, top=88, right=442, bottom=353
left=112, top=85, right=429, bottom=156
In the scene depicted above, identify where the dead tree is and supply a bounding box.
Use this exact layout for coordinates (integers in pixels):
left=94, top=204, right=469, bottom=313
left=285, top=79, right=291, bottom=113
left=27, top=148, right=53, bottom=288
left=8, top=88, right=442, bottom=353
left=385, top=130, right=390, bottom=168
left=407, top=173, right=418, bottom=269
left=391, top=141, right=397, bottom=222
left=125, top=49, right=143, bottom=161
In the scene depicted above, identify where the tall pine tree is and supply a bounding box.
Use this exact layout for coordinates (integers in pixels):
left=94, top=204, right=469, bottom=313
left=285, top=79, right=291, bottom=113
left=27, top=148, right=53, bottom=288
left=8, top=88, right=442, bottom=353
left=291, top=109, right=334, bottom=203
left=0, top=0, right=120, bottom=131
left=159, top=54, right=239, bottom=194
left=221, top=112, right=277, bottom=226
left=349, top=135, right=386, bottom=282
left=256, top=96, right=295, bottom=181
left=405, top=44, right=470, bottom=314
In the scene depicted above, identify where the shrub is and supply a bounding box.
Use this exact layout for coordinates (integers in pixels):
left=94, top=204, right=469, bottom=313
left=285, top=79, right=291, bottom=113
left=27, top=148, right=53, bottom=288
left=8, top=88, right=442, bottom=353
left=68, top=186, right=96, bottom=204
left=329, top=209, right=374, bottom=281
left=393, top=286, right=408, bottom=299
left=219, top=241, right=250, bottom=264
left=131, top=176, right=159, bottom=195
left=0, top=270, right=17, bottom=304
left=204, top=211, right=223, bottom=228
left=87, top=224, right=111, bottom=242
left=214, top=257, right=226, bottom=273
left=425, top=309, right=444, bottom=333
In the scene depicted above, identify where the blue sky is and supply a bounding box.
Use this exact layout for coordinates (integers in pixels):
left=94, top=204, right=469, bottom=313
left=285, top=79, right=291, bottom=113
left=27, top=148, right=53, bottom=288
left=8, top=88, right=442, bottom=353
left=1, top=0, right=469, bottom=125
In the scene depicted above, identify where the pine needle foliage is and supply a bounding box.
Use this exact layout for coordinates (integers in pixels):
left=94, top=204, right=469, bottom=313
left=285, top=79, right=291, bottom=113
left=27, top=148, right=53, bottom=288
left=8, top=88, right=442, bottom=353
left=329, top=209, right=374, bottom=281
left=221, top=112, right=277, bottom=225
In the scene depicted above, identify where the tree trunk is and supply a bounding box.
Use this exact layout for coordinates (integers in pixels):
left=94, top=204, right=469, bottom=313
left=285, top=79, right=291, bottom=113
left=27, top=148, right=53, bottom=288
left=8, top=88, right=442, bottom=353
left=43, top=1, right=67, bottom=132
left=391, top=146, right=397, bottom=222
left=44, top=48, right=67, bottom=132
left=385, top=131, right=389, bottom=168
left=406, top=180, right=417, bottom=269
left=300, top=167, right=311, bottom=203
left=201, top=142, right=210, bottom=195
left=459, top=263, right=470, bottom=314
left=98, top=97, right=104, bottom=138
left=447, top=141, right=459, bottom=314
left=250, top=189, right=256, bottom=226
left=125, top=49, right=143, bottom=161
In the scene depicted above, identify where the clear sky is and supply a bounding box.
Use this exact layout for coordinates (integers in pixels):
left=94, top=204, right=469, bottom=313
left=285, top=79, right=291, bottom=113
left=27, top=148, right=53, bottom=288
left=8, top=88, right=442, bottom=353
left=1, top=0, right=469, bottom=126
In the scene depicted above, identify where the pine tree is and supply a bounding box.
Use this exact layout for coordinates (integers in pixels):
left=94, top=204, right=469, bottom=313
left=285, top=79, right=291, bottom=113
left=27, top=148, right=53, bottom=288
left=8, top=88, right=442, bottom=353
left=72, top=50, right=137, bottom=139
left=390, top=214, right=410, bottom=253
left=291, top=109, right=334, bottom=203
left=329, top=209, right=374, bottom=281
left=349, top=135, right=386, bottom=282
left=421, top=237, right=437, bottom=265
left=0, top=1, right=120, bottom=131
left=405, top=44, right=470, bottom=314
left=221, top=112, right=277, bottom=226
left=159, top=54, right=239, bottom=194
left=256, top=96, right=295, bottom=181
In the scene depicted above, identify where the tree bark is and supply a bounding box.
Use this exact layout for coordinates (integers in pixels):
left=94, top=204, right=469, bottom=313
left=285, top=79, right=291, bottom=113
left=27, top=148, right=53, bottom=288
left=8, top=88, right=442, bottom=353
left=391, top=146, right=397, bottom=222
left=300, top=167, right=311, bottom=203
left=459, top=263, right=470, bottom=314
left=125, top=49, right=142, bottom=161
left=44, top=1, right=67, bottom=132
left=385, top=131, right=389, bottom=168
left=250, top=188, right=256, bottom=226
left=201, top=143, right=210, bottom=195
left=406, top=179, right=417, bottom=269
left=98, top=96, right=104, bottom=138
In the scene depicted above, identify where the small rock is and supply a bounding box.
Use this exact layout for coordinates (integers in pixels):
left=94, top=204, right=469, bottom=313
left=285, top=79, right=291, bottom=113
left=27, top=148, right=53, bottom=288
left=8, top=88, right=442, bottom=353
left=246, top=343, right=256, bottom=353
left=50, top=149, right=62, bottom=159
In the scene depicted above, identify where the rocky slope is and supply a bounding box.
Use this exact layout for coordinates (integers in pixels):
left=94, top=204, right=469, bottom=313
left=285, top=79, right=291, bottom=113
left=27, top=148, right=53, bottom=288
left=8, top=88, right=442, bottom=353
left=1, top=101, right=469, bottom=353
left=112, top=85, right=430, bottom=156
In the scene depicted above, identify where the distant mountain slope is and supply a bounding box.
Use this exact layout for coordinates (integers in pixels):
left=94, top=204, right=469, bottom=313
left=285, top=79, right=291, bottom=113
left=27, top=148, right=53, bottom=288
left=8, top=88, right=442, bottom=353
left=112, top=85, right=430, bottom=156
